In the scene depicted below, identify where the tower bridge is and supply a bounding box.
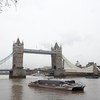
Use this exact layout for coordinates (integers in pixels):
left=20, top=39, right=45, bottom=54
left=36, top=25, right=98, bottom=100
left=10, top=38, right=63, bottom=78
left=0, top=38, right=100, bottom=78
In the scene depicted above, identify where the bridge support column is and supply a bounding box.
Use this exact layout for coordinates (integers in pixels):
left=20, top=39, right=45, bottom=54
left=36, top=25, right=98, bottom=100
left=9, top=68, right=26, bottom=78
left=51, top=43, right=66, bottom=77
left=9, top=38, right=26, bottom=78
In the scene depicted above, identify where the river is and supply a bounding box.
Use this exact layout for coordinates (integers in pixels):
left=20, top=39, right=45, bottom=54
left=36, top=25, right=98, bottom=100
left=0, top=75, right=100, bottom=100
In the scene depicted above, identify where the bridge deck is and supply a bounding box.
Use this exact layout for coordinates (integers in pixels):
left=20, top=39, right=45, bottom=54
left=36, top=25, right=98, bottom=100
left=24, top=49, right=56, bottom=55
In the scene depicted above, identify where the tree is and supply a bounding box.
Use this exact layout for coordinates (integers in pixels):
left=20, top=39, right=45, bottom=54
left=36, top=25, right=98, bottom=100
left=0, top=0, right=17, bottom=12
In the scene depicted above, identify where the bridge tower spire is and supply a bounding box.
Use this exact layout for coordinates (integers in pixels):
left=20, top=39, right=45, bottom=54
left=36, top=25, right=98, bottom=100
left=9, top=38, right=26, bottom=78
left=13, top=38, right=24, bottom=69
left=51, top=42, right=63, bottom=70
left=51, top=43, right=65, bottom=77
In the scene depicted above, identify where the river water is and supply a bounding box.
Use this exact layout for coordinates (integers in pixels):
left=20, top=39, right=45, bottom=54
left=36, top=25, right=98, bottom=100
left=0, top=75, right=100, bottom=100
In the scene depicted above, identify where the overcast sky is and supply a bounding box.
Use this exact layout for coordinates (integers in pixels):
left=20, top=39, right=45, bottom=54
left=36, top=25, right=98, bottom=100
left=0, top=0, right=100, bottom=69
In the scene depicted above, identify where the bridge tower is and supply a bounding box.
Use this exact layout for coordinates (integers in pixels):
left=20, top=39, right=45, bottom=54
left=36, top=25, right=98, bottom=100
left=9, top=38, right=26, bottom=78
left=51, top=43, right=65, bottom=77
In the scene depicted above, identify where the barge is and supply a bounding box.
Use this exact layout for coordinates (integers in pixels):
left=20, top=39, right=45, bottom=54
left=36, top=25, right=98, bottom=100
left=28, top=79, right=85, bottom=91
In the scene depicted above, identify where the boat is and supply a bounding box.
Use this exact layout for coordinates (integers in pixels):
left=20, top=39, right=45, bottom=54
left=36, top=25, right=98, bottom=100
left=28, top=79, right=85, bottom=91
left=85, top=76, right=99, bottom=79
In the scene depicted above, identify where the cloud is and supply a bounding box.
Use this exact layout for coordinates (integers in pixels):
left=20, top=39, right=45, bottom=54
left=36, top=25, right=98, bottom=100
left=60, top=31, right=82, bottom=46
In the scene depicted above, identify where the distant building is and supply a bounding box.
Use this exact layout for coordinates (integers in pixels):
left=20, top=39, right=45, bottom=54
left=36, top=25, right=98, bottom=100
left=86, top=62, right=94, bottom=67
left=75, top=61, right=82, bottom=68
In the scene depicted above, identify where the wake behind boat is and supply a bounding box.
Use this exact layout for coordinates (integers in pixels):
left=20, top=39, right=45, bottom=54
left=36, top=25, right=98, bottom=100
left=28, top=79, right=85, bottom=91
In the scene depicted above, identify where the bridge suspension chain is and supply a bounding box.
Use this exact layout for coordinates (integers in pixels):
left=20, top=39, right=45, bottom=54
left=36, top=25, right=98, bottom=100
left=0, top=52, right=14, bottom=65
left=62, top=55, right=76, bottom=68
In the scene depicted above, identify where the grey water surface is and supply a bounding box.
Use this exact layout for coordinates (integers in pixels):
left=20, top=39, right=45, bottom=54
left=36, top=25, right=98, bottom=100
left=0, top=75, right=100, bottom=100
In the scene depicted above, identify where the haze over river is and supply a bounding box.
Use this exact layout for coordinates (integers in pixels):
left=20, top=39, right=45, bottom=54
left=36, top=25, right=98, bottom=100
left=0, top=75, right=100, bottom=100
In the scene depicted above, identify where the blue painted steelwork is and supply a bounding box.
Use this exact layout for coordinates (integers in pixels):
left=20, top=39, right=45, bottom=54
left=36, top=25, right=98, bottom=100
left=24, top=49, right=56, bottom=55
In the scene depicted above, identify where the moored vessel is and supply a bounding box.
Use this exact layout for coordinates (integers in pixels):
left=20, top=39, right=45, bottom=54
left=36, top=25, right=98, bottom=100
left=28, top=79, right=85, bottom=91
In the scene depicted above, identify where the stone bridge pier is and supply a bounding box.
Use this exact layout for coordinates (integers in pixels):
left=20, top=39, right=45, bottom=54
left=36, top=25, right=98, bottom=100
left=9, top=38, right=26, bottom=78
left=51, top=43, right=66, bottom=77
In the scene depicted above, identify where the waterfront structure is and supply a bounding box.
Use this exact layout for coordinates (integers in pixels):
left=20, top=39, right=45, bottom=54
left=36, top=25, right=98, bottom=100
left=9, top=38, right=65, bottom=78
left=1, top=38, right=100, bottom=78
left=9, top=38, right=26, bottom=78
left=51, top=43, right=66, bottom=76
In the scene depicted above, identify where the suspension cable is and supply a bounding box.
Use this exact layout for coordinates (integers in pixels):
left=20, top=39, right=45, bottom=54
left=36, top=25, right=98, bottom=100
left=62, top=55, right=75, bottom=68
left=0, top=52, right=14, bottom=65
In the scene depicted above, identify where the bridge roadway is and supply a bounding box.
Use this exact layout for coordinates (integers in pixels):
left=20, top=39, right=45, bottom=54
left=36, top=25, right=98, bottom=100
left=24, top=49, right=56, bottom=55
left=0, top=69, right=10, bottom=71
